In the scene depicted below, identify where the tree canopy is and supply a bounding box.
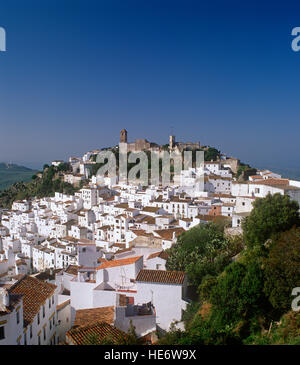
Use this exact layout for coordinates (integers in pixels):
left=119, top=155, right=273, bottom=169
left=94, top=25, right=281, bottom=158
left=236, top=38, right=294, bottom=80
left=166, top=222, right=242, bottom=287
left=263, top=227, right=300, bottom=314
left=160, top=193, right=300, bottom=345
left=242, top=193, right=300, bottom=249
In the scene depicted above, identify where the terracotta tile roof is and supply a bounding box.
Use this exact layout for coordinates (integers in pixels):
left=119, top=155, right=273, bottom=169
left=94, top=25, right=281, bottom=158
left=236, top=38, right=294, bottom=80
left=211, top=193, right=235, bottom=198
left=115, top=214, right=127, bottom=219
left=74, top=306, right=115, bottom=327
left=111, top=243, right=126, bottom=248
left=195, top=214, right=218, bottom=221
left=98, top=225, right=111, bottom=231
left=35, top=268, right=62, bottom=281
left=179, top=217, right=192, bottom=222
left=147, top=251, right=169, bottom=261
left=154, top=228, right=184, bottom=241
left=115, top=247, right=133, bottom=255
left=103, top=196, right=115, bottom=201
left=61, top=236, right=78, bottom=243
left=9, top=275, right=56, bottom=326
left=96, top=256, right=143, bottom=270
left=77, top=238, right=95, bottom=245
left=139, top=215, right=156, bottom=224
left=136, top=269, right=185, bottom=285
left=131, top=229, right=147, bottom=236
left=169, top=196, right=192, bottom=202
left=142, top=206, right=160, bottom=213
left=115, top=203, right=129, bottom=209
left=65, top=265, right=81, bottom=276
left=249, top=175, right=263, bottom=180
left=16, top=259, right=27, bottom=266
left=66, top=321, right=126, bottom=345
left=249, top=178, right=289, bottom=186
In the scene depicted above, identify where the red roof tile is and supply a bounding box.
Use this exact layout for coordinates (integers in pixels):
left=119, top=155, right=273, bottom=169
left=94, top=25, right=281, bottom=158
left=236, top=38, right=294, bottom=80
left=147, top=251, right=169, bottom=261
left=136, top=269, right=185, bottom=285
left=74, top=306, right=115, bottom=327
left=66, top=322, right=126, bottom=345
left=9, top=275, right=56, bottom=326
left=96, top=256, right=143, bottom=270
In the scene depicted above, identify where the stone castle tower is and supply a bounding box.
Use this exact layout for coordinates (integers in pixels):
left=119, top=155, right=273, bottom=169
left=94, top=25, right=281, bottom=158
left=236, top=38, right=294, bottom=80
left=169, top=135, right=175, bottom=149
left=120, top=129, right=128, bottom=143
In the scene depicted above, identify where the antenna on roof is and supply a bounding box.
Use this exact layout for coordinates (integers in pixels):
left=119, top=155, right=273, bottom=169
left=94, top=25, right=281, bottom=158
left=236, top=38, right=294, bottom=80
left=120, top=266, right=129, bottom=289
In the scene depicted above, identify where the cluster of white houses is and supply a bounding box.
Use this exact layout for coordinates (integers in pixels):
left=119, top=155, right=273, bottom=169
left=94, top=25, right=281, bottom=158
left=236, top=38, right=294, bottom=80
left=1, top=142, right=300, bottom=345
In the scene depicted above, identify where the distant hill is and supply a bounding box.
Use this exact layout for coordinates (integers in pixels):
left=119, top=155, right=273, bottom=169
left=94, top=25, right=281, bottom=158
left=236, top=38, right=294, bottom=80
left=0, top=163, right=78, bottom=209
left=0, top=163, right=38, bottom=191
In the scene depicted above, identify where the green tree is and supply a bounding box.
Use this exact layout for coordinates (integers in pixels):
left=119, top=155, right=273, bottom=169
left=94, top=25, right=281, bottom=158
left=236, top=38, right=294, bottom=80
left=204, top=147, right=220, bottom=161
left=245, top=311, right=300, bottom=345
left=198, top=275, right=218, bottom=302
left=242, top=193, right=300, bottom=249
left=57, top=162, right=71, bottom=172
left=263, top=227, right=300, bottom=314
left=166, top=223, right=236, bottom=287
left=236, top=162, right=253, bottom=179
left=210, top=260, right=269, bottom=334
left=156, top=323, right=184, bottom=345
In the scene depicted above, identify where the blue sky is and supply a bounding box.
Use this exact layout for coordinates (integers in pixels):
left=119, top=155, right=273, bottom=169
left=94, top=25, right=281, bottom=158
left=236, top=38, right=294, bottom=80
left=0, top=0, right=300, bottom=170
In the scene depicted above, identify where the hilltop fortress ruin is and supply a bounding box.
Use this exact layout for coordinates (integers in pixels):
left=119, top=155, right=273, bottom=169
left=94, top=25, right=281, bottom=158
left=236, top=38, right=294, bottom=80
left=119, top=128, right=201, bottom=153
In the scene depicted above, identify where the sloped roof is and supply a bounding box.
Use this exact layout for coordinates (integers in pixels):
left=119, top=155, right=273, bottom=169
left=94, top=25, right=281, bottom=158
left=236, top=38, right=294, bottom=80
left=65, top=265, right=81, bottom=276
left=74, top=306, right=115, bottom=327
left=9, top=275, right=56, bottom=326
left=142, top=206, right=160, bottom=212
left=66, top=321, right=126, bottom=345
left=147, top=251, right=169, bottom=261
left=154, top=228, right=184, bottom=241
left=96, top=256, right=143, bottom=270
left=136, top=269, right=185, bottom=285
left=249, top=178, right=289, bottom=186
